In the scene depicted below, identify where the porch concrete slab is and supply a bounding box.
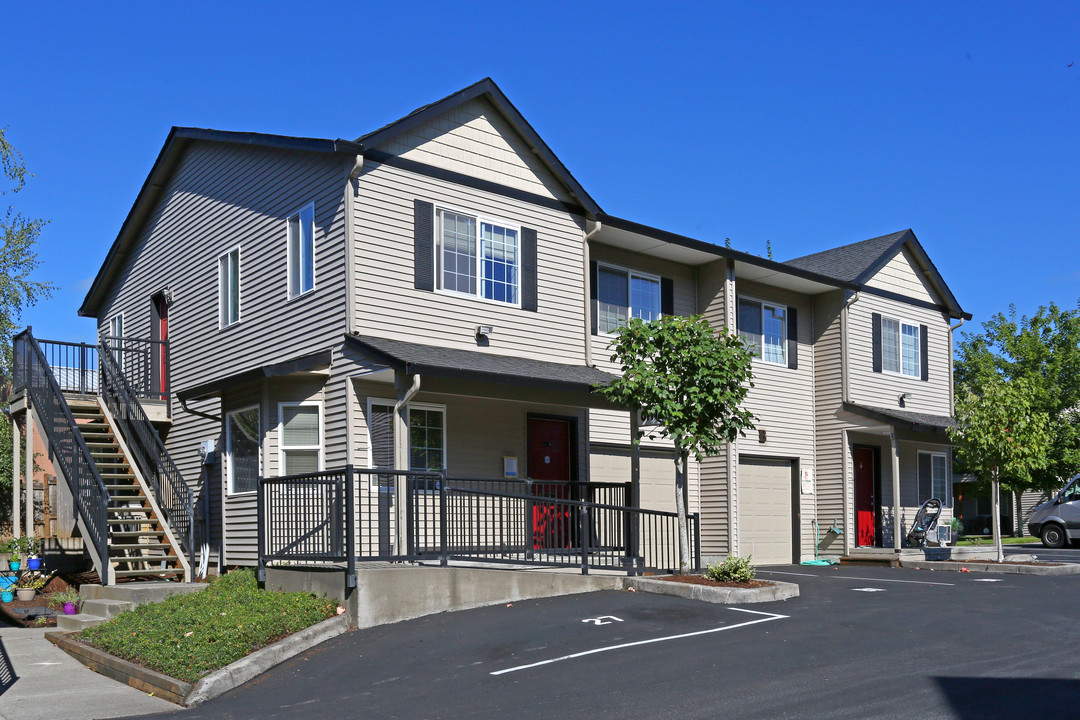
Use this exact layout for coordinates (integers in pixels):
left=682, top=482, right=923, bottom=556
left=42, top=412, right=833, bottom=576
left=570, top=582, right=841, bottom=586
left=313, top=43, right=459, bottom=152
left=0, top=625, right=176, bottom=720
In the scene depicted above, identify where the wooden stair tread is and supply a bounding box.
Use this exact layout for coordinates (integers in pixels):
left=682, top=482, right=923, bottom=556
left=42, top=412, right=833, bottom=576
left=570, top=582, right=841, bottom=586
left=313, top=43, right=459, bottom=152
left=107, top=518, right=161, bottom=525
left=113, top=569, right=185, bottom=578
left=109, top=543, right=172, bottom=550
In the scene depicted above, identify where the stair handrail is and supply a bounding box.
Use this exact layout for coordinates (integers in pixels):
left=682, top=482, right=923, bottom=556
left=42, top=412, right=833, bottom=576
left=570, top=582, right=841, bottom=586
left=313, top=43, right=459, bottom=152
left=12, top=329, right=111, bottom=579
left=98, top=337, right=195, bottom=571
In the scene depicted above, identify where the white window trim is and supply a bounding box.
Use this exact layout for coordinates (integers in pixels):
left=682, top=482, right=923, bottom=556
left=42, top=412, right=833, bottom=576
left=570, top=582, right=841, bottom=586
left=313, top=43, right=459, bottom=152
left=738, top=295, right=788, bottom=366
left=918, top=450, right=949, bottom=506
left=366, top=399, right=447, bottom=492
left=880, top=314, right=921, bottom=379
left=286, top=202, right=316, bottom=301
left=107, top=313, right=124, bottom=340
left=433, top=205, right=522, bottom=308
left=596, top=262, right=663, bottom=336
left=277, top=400, right=324, bottom=476
left=225, top=404, right=261, bottom=496
left=218, top=246, right=242, bottom=329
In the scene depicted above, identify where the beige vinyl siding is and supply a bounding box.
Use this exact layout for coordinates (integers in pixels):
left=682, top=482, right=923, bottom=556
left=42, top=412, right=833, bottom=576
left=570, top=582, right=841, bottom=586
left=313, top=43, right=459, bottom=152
left=697, top=259, right=731, bottom=559
left=877, top=438, right=953, bottom=546
left=811, top=291, right=848, bottom=557
left=865, top=248, right=939, bottom=304
left=377, top=97, right=572, bottom=203
left=353, top=161, right=586, bottom=363
left=734, top=279, right=817, bottom=559
left=847, top=293, right=952, bottom=416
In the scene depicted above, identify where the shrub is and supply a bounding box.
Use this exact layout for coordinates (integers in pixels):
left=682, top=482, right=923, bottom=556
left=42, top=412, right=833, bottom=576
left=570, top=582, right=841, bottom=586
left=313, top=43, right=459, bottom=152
left=703, top=555, right=756, bottom=583
left=78, top=569, right=335, bottom=683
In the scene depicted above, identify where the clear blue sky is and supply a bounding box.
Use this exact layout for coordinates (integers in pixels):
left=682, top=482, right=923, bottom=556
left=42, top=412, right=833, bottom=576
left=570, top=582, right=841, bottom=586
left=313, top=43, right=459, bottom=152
left=4, top=2, right=1078, bottom=343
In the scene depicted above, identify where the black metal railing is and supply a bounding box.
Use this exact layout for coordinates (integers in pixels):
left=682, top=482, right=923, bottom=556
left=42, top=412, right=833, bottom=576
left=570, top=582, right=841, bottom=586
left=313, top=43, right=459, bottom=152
left=101, top=335, right=169, bottom=402
left=12, top=330, right=110, bottom=579
left=36, top=339, right=99, bottom=394
left=257, top=467, right=700, bottom=580
left=99, top=338, right=194, bottom=572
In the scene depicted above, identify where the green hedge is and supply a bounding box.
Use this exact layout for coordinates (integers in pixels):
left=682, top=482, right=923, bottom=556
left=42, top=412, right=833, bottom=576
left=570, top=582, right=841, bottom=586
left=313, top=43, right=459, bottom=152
left=79, top=569, right=335, bottom=683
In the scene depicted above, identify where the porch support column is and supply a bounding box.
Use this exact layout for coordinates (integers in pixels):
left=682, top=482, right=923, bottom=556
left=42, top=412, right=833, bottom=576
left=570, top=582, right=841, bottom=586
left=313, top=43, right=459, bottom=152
left=25, top=402, right=35, bottom=539
left=394, top=371, right=420, bottom=556
left=12, top=412, right=21, bottom=539
left=629, top=410, right=640, bottom=508
left=890, top=432, right=902, bottom=553
left=840, top=429, right=850, bottom=556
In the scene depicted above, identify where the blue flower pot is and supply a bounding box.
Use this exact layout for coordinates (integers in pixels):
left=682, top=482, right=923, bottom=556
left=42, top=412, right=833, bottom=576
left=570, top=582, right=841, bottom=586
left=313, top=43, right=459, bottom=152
left=27, top=557, right=41, bottom=570
left=7, top=561, right=18, bottom=572
left=0, top=591, right=12, bottom=603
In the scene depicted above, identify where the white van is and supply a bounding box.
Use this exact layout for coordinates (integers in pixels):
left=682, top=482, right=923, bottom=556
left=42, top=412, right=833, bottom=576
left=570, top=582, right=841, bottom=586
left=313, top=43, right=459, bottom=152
left=1028, top=473, right=1080, bottom=548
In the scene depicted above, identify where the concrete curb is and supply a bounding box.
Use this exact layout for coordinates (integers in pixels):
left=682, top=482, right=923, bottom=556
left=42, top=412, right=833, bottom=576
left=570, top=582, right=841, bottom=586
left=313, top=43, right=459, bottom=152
left=624, top=578, right=800, bottom=604
left=900, top=559, right=1080, bottom=575
left=185, top=613, right=352, bottom=706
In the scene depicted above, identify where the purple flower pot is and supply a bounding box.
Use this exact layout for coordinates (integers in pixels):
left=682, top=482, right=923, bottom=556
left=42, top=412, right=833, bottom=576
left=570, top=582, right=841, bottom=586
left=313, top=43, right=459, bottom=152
left=62, top=601, right=79, bottom=615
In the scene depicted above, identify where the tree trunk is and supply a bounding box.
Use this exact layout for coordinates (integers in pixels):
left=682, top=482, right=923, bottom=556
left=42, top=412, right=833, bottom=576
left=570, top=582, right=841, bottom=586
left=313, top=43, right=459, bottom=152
left=991, top=470, right=1004, bottom=563
left=674, top=451, right=690, bottom=575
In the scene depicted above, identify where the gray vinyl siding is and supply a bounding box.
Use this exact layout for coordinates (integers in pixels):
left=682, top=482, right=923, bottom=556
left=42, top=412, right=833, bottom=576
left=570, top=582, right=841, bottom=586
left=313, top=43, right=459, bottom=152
left=165, top=395, right=222, bottom=570
left=376, top=97, right=573, bottom=203
left=353, top=161, right=586, bottom=363
left=732, top=279, right=817, bottom=559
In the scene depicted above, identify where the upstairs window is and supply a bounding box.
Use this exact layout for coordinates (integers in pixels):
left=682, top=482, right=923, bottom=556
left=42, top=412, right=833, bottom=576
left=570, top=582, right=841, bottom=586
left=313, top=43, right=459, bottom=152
left=287, top=203, right=315, bottom=298
left=436, top=209, right=519, bottom=305
left=738, top=297, right=787, bottom=365
left=881, top=317, right=920, bottom=378
left=219, top=247, right=241, bottom=327
left=597, top=265, right=661, bottom=333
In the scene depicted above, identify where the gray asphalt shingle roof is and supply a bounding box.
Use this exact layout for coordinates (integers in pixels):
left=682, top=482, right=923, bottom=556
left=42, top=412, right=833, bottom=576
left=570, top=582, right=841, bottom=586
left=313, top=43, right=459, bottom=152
left=783, top=230, right=909, bottom=283
left=845, top=402, right=957, bottom=432
left=346, top=335, right=616, bottom=393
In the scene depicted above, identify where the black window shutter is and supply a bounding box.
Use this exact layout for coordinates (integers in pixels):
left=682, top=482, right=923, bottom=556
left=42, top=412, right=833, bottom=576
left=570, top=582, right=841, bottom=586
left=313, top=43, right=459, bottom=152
left=661, top=278, right=674, bottom=317
left=589, top=260, right=598, bottom=335
left=872, top=312, right=882, bottom=373
left=521, top=227, right=538, bottom=312
left=920, top=324, right=929, bottom=381
left=787, top=307, right=798, bottom=370
left=413, top=200, right=434, bottom=291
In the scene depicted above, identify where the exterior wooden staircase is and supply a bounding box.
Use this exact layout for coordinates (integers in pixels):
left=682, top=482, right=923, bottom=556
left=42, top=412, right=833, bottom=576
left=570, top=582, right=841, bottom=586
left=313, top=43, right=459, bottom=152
left=68, top=397, right=187, bottom=581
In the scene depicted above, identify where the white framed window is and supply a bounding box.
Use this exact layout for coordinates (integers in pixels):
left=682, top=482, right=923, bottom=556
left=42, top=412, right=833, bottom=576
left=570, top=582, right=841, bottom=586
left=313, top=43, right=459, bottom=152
left=226, top=405, right=260, bottom=495
left=918, top=451, right=948, bottom=505
left=278, top=401, right=323, bottom=476
left=597, top=264, right=661, bottom=333
left=367, top=399, right=446, bottom=490
left=436, top=208, right=519, bottom=305
left=738, top=297, right=787, bottom=365
left=882, top=316, right=921, bottom=378
left=219, top=247, right=241, bottom=328
left=108, top=313, right=123, bottom=340
left=287, top=202, right=315, bottom=299
left=106, top=313, right=125, bottom=371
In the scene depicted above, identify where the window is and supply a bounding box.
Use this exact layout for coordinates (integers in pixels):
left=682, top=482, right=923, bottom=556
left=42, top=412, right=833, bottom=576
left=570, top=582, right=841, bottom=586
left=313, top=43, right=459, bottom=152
left=436, top=209, right=519, bottom=304
left=738, top=297, right=787, bottom=365
left=278, top=402, right=322, bottom=475
left=219, top=247, right=240, bottom=327
left=226, top=406, right=260, bottom=494
left=597, top=265, right=661, bottom=333
left=287, top=203, right=315, bottom=298
left=107, top=314, right=125, bottom=371
left=918, top=451, right=948, bottom=505
left=881, top=316, right=921, bottom=378
left=368, top=400, right=446, bottom=490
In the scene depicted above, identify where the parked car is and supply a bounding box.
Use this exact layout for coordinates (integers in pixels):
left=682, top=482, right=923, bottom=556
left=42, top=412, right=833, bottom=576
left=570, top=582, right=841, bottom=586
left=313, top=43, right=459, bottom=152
left=1028, top=473, right=1080, bottom=548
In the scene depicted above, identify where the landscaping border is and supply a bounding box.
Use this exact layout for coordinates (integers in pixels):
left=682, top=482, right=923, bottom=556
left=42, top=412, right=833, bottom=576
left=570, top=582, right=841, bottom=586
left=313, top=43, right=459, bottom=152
left=900, top=559, right=1080, bottom=575
left=625, top=577, right=799, bottom=603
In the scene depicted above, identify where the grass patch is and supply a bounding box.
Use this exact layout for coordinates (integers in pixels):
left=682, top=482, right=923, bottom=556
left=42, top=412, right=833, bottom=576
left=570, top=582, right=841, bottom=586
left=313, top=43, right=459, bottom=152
left=77, top=569, right=336, bottom=684
left=956, top=536, right=1037, bottom=546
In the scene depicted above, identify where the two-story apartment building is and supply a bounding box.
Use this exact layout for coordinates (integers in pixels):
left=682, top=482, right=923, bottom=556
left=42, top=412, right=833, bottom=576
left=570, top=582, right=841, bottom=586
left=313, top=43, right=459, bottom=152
left=60, top=78, right=969, bottom=576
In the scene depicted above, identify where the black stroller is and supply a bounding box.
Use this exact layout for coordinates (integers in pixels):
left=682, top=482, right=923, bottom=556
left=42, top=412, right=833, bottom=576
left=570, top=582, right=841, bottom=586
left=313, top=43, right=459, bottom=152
left=906, top=498, right=943, bottom=548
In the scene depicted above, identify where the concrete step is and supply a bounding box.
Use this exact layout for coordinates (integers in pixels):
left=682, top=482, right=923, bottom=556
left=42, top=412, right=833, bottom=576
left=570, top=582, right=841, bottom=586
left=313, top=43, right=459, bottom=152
left=56, top=612, right=108, bottom=632
left=81, top=598, right=134, bottom=619
left=839, top=555, right=900, bottom=567
left=80, top=581, right=206, bottom=605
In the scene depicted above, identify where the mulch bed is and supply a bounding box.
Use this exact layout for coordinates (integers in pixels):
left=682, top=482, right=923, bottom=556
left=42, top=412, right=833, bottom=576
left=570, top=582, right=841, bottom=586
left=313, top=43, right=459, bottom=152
left=0, top=572, right=78, bottom=628
left=654, top=575, right=773, bottom=589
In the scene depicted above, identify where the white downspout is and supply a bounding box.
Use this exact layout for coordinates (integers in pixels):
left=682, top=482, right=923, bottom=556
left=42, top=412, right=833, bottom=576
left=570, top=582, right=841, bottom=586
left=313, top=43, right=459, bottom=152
left=394, top=372, right=421, bottom=555
left=345, top=154, right=364, bottom=336
left=583, top=220, right=602, bottom=367
left=840, top=290, right=861, bottom=404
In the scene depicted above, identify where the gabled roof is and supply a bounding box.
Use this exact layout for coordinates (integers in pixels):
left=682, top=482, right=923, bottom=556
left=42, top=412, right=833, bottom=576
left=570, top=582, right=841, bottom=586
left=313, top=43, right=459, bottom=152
left=354, top=78, right=601, bottom=217
left=784, top=229, right=970, bottom=319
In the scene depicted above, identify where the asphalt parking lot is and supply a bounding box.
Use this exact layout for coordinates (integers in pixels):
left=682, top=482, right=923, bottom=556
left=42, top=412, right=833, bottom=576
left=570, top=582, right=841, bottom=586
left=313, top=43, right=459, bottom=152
left=122, top=565, right=1080, bottom=720
left=1005, top=541, right=1080, bottom=563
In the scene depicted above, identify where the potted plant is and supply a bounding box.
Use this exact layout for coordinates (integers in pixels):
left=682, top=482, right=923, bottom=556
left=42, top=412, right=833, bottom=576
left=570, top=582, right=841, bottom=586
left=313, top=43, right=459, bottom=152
left=48, top=589, right=83, bottom=615
left=14, top=573, right=46, bottom=602
left=1, top=538, right=20, bottom=571
left=21, top=537, right=42, bottom=570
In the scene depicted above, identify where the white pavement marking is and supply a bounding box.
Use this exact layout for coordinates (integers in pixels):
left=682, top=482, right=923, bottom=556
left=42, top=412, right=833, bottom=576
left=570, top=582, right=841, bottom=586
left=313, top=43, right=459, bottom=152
left=760, top=570, right=955, bottom=586
left=491, top=608, right=787, bottom=676
left=852, top=588, right=886, bottom=592
left=973, top=579, right=1003, bottom=582
left=582, top=616, right=624, bottom=625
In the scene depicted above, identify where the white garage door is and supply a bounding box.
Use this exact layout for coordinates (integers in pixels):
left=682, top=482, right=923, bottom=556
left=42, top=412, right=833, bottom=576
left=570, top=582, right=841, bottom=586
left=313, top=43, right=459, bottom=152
left=738, top=457, right=792, bottom=565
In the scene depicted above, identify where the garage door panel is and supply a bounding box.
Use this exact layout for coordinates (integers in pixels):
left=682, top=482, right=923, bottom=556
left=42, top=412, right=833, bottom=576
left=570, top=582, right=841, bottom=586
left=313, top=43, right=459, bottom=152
left=738, top=458, right=792, bottom=565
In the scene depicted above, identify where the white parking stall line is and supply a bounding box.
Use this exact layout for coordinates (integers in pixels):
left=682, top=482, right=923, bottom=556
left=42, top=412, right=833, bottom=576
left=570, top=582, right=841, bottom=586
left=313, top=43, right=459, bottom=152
left=760, top=570, right=955, bottom=586
left=490, top=608, right=788, bottom=676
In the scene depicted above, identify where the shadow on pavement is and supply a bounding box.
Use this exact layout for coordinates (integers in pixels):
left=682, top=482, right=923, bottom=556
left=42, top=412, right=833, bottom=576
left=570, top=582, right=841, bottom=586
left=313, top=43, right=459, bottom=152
left=934, top=676, right=1080, bottom=719
left=0, top=636, right=18, bottom=695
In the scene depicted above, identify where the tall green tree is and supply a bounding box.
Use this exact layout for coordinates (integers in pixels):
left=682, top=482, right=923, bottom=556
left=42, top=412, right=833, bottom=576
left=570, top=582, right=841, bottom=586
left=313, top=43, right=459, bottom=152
left=597, top=315, right=756, bottom=573
left=955, top=302, right=1080, bottom=495
left=948, top=377, right=1051, bottom=561
left=1, top=128, right=54, bottom=525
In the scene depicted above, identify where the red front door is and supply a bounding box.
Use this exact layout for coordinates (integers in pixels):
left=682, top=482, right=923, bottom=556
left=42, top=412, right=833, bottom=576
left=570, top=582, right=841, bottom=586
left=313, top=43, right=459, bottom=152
left=156, top=296, right=168, bottom=397
left=854, top=446, right=876, bottom=547
left=527, top=417, right=572, bottom=549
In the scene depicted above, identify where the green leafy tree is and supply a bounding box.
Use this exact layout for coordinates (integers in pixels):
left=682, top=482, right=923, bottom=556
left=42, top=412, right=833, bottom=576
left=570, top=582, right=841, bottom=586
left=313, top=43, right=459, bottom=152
left=597, top=315, right=756, bottom=573
left=955, top=303, right=1080, bottom=495
left=948, top=377, right=1051, bottom=561
left=0, top=128, right=54, bottom=525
